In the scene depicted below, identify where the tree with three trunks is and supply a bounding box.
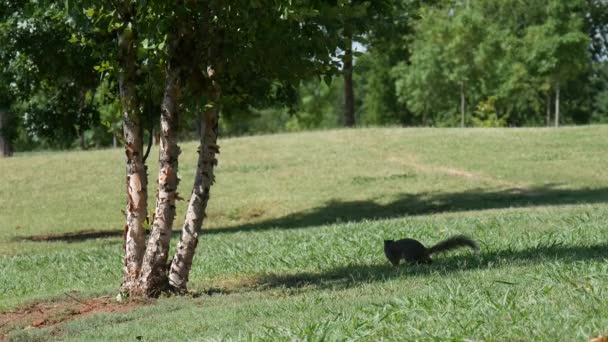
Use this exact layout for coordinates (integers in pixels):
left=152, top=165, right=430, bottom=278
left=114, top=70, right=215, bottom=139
left=73, top=0, right=340, bottom=297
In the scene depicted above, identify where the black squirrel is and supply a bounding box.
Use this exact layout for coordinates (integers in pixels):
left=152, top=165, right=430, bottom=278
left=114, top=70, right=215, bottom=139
left=384, top=235, right=479, bottom=265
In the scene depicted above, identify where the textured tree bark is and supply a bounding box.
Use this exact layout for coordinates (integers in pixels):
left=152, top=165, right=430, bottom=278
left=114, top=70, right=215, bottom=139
left=554, top=82, right=560, bottom=127
left=168, top=77, right=220, bottom=293
left=138, top=69, right=182, bottom=297
left=0, top=109, right=13, bottom=157
left=117, top=3, right=148, bottom=294
left=343, top=32, right=355, bottom=127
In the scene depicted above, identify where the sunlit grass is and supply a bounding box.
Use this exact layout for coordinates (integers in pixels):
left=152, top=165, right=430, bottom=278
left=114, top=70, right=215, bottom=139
left=1, top=126, right=608, bottom=340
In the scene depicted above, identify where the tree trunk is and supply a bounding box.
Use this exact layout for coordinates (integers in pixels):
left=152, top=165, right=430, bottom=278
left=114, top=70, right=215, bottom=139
left=117, top=4, right=148, bottom=294
left=79, top=129, right=86, bottom=150
left=138, top=68, right=182, bottom=297
left=78, top=91, right=87, bottom=150
left=460, top=82, right=466, bottom=128
left=554, top=82, right=560, bottom=127
left=0, top=109, right=13, bottom=157
left=546, top=93, right=551, bottom=126
left=168, top=72, right=221, bottom=293
left=343, top=32, right=355, bottom=127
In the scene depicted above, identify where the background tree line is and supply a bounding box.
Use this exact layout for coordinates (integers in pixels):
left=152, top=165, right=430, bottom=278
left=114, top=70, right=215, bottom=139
left=1, top=0, right=607, bottom=156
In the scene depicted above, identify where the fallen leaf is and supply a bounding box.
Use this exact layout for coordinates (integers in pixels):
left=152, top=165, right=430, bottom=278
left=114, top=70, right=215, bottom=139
left=32, top=318, right=46, bottom=327
left=589, top=336, right=608, bottom=342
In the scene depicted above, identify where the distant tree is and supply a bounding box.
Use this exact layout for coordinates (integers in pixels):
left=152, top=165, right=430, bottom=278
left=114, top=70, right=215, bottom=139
left=0, top=67, right=13, bottom=157
left=0, top=105, right=12, bottom=157
left=0, top=2, right=22, bottom=156
left=354, top=0, right=418, bottom=126
left=585, top=0, right=608, bottom=61
left=396, top=4, right=485, bottom=126
left=294, top=78, right=343, bottom=130
left=315, top=0, right=394, bottom=127
left=522, top=1, right=590, bottom=127
left=356, top=51, right=409, bottom=125
left=6, top=3, right=105, bottom=149
left=394, top=0, right=592, bottom=127
left=590, top=62, right=608, bottom=122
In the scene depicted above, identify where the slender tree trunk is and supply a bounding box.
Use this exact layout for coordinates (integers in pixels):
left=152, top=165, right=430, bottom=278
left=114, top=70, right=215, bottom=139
left=554, top=82, right=560, bottom=127
left=169, top=78, right=220, bottom=293
left=343, top=31, right=355, bottom=127
left=138, top=68, right=182, bottom=297
left=78, top=91, right=87, bottom=150
left=79, top=129, right=86, bottom=150
left=117, top=4, right=148, bottom=294
left=546, top=92, right=551, bottom=126
left=0, top=109, right=13, bottom=157
left=460, top=82, right=466, bottom=128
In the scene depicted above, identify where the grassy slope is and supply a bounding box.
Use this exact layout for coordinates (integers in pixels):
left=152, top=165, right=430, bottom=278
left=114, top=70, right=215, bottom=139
left=1, top=126, right=607, bottom=340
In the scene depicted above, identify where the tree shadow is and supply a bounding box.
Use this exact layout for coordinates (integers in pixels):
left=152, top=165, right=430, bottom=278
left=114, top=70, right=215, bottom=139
left=17, top=184, right=608, bottom=242
left=18, top=229, right=124, bottom=242
left=205, top=184, right=608, bottom=235
left=252, top=242, right=608, bottom=291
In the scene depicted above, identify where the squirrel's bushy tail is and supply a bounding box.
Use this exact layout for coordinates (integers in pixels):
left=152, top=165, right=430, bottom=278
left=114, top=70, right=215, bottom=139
left=427, top=235, right=479, bottom=255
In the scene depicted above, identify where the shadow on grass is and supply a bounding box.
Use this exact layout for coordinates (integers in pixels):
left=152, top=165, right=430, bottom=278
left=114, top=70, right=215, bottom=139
left=208, top=184, right=608, bottom=234
left=21, top=230, right=124, bottom=242
left=18, top=184, right=608, bottom=242
left=252, top=242, right=608, bottom=291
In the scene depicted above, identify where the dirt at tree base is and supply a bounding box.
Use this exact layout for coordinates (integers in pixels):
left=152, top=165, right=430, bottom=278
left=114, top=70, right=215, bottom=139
left=0, top=295, right=148, bottom=339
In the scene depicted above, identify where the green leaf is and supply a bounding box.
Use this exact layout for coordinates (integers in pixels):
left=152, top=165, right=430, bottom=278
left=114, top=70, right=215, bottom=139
left=84, top=7, right=95, bottom=18
left=68, top=34, right=79, bottom=44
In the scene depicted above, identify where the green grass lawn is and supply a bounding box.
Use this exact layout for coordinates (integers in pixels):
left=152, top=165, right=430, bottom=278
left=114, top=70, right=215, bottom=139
left=1, top=126, right=607, bottom=340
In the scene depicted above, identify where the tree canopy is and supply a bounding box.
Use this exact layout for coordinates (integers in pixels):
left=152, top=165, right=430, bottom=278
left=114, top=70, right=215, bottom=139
left=1, top=0, right=607, bottom=152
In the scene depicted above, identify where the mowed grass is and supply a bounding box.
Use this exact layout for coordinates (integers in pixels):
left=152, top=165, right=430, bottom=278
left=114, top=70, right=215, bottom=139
left=1, top=126, right=608, bottom=340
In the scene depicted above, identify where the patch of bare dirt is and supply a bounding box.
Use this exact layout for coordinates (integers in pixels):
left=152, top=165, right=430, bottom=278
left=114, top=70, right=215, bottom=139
left=0, top=295, right=148, bottom=338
